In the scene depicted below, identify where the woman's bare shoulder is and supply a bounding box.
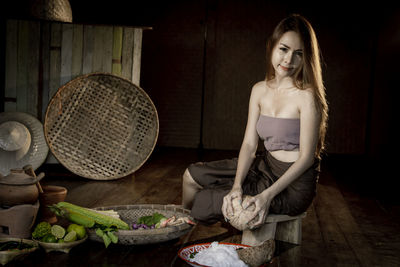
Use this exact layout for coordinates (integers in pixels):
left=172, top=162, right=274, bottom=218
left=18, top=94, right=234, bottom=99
left=298, top=87, right=318, bottom=112
left=298, top=87, right=315, bottom=100
left=251, top=81, right=267, bottom=94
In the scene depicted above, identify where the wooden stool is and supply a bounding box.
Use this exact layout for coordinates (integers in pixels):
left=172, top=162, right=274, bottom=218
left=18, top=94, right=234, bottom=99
left=241, top=212, right=306, bottom=246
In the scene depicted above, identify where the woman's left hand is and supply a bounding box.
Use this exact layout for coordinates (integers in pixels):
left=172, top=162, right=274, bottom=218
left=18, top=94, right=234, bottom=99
left=243, top=191, right=273, bottom=229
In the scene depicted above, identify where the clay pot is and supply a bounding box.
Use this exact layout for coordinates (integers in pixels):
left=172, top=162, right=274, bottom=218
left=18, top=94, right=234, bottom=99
left=38, top=185, right=67, bottom=223
left=0, top=169, right=44, bottom=207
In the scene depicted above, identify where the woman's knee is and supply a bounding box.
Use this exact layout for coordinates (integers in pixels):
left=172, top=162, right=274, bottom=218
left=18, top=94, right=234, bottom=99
left=183, top=168, right=202, bottom=189
left=191, top=189, right=223, bottom=224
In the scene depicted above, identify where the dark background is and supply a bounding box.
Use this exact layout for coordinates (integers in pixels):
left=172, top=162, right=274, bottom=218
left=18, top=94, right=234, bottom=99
left=1, top=1, right=399, bottom=201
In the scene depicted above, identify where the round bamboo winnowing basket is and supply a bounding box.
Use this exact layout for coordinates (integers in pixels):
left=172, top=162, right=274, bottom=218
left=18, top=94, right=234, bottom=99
left=88, top=204, right=194, bottom=245
left=44, top=73, right=159, bottom=180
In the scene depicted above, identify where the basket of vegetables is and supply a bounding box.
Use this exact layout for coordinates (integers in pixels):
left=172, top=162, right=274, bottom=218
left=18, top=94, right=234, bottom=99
left=88, top=204, right=196, bottom=245
left=48, top=202, right=130, bottom=248
left=49, top=202, right=195, bottom=246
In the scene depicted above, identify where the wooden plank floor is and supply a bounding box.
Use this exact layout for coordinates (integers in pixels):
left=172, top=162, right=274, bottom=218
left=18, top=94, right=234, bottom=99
left=22, top=147, right=400, bottom=266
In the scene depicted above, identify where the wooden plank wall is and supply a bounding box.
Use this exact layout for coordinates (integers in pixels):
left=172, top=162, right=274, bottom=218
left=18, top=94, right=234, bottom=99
left=139, top=1, right=384, bottom=155
left=4, top=19, right=144, bottom=121
left=202, top=1, right=284, bottom=150
left=140, top=1, right=205, bottom=149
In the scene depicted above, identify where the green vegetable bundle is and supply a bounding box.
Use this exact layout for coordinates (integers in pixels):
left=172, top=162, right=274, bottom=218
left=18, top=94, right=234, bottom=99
left=49, top=201, right=130, bottom=248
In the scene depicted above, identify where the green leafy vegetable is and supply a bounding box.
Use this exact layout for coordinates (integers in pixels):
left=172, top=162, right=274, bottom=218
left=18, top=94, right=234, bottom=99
left=137, top=212, right=166, bottom=226
left=0, top=241, right=35, bottom=251
left=94, top=224, right=119, bottom=248
left=107, top=231, right=118, bottom=244
left=189, top=251, right=198, bottom=259
left=32, top=221, right=52, bottom=239
left=95, top=228, right=104, bottom=237
left=102, top=233, right=111, bottom=248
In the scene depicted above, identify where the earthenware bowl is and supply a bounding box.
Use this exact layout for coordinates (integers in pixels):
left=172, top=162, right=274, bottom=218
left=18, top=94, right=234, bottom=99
left=34, top=235, right=87, bottom=253
left=38, top=185, right=67, bottom=223
left=0, top=237, right=38, bottom=265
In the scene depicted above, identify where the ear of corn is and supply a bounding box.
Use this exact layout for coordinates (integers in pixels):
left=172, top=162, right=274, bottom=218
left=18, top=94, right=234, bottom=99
left=89, top=209, right=120, bottom=219
left=54, top=202, right=130, bottom=230
left=64, top=210, right=96, bottom=228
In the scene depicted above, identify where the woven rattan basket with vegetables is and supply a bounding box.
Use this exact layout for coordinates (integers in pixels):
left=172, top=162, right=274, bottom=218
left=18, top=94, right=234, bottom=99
left=44, top=73, right=159, bottom=180
left=88, top=204, right=195, bottom=245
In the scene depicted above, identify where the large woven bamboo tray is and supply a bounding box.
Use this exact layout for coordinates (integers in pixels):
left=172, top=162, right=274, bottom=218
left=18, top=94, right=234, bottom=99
left=88, top=204, right=194, bottom=245
left=44, top=73, right=159, bottom=180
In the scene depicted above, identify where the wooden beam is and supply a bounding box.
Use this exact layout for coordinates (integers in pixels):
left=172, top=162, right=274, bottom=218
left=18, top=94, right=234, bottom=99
left=16, top=20, right=29, bottom=113
left=5, top=20, right=18, bottom=112
left=71, top=24, right=83, bottom=79
left=121, top=27, right=134, bottom=81
left=112, top=27, right=123, bottom=76
left=49, top=23, right=61, bottom=99
left=132, top=29, right=142, bottom=85
left=82, top=25, right=94, bottom=75
left=61, top=24, right=73, bottom=87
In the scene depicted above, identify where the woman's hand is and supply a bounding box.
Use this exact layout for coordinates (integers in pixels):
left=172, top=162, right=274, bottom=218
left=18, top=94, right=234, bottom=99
left=222, top=186, right=243, bottom=220
left=243, top=190, right=273, bottom=229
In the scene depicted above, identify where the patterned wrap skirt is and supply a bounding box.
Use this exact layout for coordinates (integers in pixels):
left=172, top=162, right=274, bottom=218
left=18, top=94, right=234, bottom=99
left=188, top=151, right=320, bottom=224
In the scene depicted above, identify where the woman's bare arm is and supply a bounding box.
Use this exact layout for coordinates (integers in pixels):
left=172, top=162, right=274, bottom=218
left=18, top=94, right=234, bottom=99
left=222, top=82, right=263, bottom=217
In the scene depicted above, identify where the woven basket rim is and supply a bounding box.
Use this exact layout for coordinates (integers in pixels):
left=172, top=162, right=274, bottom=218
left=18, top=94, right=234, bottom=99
left=43, top=72, right=159, bottom=180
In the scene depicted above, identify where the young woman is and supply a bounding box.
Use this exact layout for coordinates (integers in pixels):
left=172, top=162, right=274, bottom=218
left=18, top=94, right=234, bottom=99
left=182, top=14, right=328, bottom=230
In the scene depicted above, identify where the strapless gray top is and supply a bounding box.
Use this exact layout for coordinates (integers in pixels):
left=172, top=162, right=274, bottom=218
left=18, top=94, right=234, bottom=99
left=256, top=114, right=300, bottom=151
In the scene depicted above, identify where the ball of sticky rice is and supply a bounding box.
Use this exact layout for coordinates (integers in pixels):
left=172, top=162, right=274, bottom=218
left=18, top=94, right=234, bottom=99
left=226, top=195, right=259, bottom=231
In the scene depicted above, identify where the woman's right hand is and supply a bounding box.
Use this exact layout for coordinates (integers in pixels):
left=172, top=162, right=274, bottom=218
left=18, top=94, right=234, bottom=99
left=222, top=186, right=243, bottom=220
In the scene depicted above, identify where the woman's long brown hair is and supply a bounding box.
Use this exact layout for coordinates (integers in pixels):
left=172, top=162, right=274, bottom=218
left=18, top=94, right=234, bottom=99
left=266, top=14, right=328, bottom=159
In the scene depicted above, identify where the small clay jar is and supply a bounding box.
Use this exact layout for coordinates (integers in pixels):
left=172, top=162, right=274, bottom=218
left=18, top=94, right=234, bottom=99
left=0, top=169, right=44, bottom=207
left=39, top=185, right=67, bottom=223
